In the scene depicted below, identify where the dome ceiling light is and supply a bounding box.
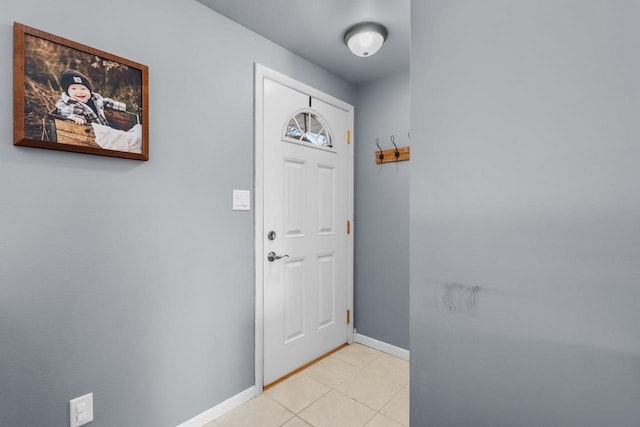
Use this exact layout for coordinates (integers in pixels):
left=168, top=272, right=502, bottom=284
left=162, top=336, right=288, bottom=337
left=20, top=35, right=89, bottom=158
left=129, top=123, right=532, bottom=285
left=343, top=22, right=388, bottom=57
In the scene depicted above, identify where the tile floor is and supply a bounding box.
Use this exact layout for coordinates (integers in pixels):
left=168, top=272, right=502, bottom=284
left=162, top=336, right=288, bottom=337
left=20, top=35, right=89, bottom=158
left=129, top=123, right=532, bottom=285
left=205, top=343, right=409, bottom=427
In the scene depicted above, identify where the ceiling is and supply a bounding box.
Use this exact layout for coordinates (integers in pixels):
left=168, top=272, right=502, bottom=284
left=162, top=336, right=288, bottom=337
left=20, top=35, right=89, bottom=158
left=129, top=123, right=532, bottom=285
left=195, top=0, right=410, bottom=85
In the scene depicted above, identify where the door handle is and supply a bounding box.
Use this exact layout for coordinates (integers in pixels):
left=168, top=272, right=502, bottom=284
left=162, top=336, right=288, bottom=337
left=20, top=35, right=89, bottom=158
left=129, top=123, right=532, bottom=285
left=267, top=251, right=289, bottom=262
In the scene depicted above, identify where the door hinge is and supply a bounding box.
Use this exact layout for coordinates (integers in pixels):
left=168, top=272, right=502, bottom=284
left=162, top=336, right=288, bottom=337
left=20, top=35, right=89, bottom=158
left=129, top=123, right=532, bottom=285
left=347, top=130, right=351, bottom=144
left=347, top=220, right=351, bottom=234
left=347, top=309, right=351, bottom=324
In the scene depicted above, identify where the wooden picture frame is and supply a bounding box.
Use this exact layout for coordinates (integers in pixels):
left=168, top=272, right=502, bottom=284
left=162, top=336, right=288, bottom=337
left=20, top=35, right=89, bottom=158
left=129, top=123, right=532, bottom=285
left=13, top=22, right=149, bottom=161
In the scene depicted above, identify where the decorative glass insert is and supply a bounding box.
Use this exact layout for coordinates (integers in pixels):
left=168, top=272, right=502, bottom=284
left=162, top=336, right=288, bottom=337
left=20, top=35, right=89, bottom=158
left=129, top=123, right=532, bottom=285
left=285, top=111, right=332, bottom=147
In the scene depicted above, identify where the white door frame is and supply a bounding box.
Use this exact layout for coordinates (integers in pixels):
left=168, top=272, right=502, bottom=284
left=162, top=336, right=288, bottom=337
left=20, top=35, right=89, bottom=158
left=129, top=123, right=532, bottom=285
left=254, top=63, right=354, bottom=393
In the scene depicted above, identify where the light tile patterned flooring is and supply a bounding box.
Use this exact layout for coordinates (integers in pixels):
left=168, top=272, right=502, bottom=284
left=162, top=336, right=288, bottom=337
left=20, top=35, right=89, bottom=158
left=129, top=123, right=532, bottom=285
left=205, top=344, right=409, bottom=427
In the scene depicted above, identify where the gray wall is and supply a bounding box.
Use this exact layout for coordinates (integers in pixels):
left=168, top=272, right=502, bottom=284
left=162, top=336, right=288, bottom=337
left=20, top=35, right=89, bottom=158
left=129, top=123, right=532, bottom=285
left=354, top=71, right=410, bottom=350
left=410, top=1, right=640, bottom=426
left=0, top=1, right=354, bottom=426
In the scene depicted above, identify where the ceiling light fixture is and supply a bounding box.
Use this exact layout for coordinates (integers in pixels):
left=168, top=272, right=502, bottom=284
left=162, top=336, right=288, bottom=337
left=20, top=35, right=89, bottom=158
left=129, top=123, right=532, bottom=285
left=343, top=22, right=388, bottom=57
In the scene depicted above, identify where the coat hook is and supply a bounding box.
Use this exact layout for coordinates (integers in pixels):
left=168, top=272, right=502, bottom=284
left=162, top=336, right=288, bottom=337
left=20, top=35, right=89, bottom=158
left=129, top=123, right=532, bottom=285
left=391, top=135, right=400, bottom=161
left=376, top=138, right=384, bottom=162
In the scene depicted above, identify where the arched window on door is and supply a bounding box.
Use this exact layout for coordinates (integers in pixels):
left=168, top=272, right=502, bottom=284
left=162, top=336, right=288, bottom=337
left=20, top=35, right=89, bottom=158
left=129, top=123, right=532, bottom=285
left=285, top=111, right=332, bottom=147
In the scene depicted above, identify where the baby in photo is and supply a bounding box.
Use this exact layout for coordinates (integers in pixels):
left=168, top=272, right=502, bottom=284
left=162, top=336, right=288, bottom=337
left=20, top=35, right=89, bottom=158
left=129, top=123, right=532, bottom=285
left=55, top=69, right=141, bottom=153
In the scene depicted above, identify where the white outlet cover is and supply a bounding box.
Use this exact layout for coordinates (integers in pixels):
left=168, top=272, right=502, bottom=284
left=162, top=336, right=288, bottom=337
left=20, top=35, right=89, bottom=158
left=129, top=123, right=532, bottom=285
left=70, top=393, right=94, bottom=427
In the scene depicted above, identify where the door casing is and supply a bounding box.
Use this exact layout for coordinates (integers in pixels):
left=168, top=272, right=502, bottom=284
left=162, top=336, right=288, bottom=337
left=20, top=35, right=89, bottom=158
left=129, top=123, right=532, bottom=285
left=253, top=63, right=354, bottom=392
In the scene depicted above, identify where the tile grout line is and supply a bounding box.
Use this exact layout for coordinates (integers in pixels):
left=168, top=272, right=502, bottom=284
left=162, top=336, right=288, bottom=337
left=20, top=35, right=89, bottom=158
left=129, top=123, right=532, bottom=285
left=328, top=346, right=407, bottom=426
left=315, top=354, right=407, bottom=425
left=216, top=344, right=408, bottom=427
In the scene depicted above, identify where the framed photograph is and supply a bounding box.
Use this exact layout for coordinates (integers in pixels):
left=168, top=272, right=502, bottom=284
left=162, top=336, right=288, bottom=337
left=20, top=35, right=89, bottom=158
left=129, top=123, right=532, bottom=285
left=13, top=22, right=149, bottom=161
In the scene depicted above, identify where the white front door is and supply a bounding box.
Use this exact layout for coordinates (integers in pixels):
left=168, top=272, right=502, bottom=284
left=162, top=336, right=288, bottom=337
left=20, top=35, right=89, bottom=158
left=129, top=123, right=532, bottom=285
left=256, top=66, right=354, bottom=386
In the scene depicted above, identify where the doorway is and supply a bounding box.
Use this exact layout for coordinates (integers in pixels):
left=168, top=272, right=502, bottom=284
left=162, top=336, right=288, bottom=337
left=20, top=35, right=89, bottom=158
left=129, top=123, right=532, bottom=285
left=254, top=64, right=355, bottom=389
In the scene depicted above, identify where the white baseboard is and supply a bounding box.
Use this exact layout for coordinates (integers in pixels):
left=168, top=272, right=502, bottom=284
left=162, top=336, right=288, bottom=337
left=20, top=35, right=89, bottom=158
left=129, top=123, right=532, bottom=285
left=177, top=386, right=257, bottom=427
left=354, top=333, right=410, bottom=361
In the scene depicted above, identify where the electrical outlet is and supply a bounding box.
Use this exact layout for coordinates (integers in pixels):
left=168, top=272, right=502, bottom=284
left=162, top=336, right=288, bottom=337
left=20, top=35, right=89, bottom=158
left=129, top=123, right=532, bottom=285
left=70, top=393, right=93, bottom=427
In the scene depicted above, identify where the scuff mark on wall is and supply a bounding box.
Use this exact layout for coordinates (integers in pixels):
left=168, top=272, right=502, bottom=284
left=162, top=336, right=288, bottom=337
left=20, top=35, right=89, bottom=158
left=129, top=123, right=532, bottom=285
left=442, top=282, right=481, bottom=315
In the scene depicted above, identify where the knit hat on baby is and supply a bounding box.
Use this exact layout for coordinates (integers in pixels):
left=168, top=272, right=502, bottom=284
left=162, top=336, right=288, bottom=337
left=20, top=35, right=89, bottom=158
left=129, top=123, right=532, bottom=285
left=60, top=69, right=93, bottom=94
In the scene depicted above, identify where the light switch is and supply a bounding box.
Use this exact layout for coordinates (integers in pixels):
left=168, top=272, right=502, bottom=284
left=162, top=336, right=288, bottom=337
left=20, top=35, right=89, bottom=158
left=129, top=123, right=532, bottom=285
left=233, top=190, right=251, bottom=211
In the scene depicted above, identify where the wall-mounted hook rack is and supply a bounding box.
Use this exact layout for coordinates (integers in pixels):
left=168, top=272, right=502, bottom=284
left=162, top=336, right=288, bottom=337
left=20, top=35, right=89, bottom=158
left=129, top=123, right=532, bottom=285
left=375, top=134, right=410, bottom=164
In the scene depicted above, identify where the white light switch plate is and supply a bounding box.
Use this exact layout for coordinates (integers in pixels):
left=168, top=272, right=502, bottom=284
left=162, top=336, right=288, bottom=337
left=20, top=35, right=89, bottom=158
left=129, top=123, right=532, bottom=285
left=70, top=393, right=93, bottom=427
left=233, top=190, right=251, bottom=211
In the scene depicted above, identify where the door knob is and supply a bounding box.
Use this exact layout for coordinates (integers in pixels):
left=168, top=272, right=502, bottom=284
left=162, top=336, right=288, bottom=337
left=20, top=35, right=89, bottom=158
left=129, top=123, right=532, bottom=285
left=267, top=251, right=289, bottom=262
